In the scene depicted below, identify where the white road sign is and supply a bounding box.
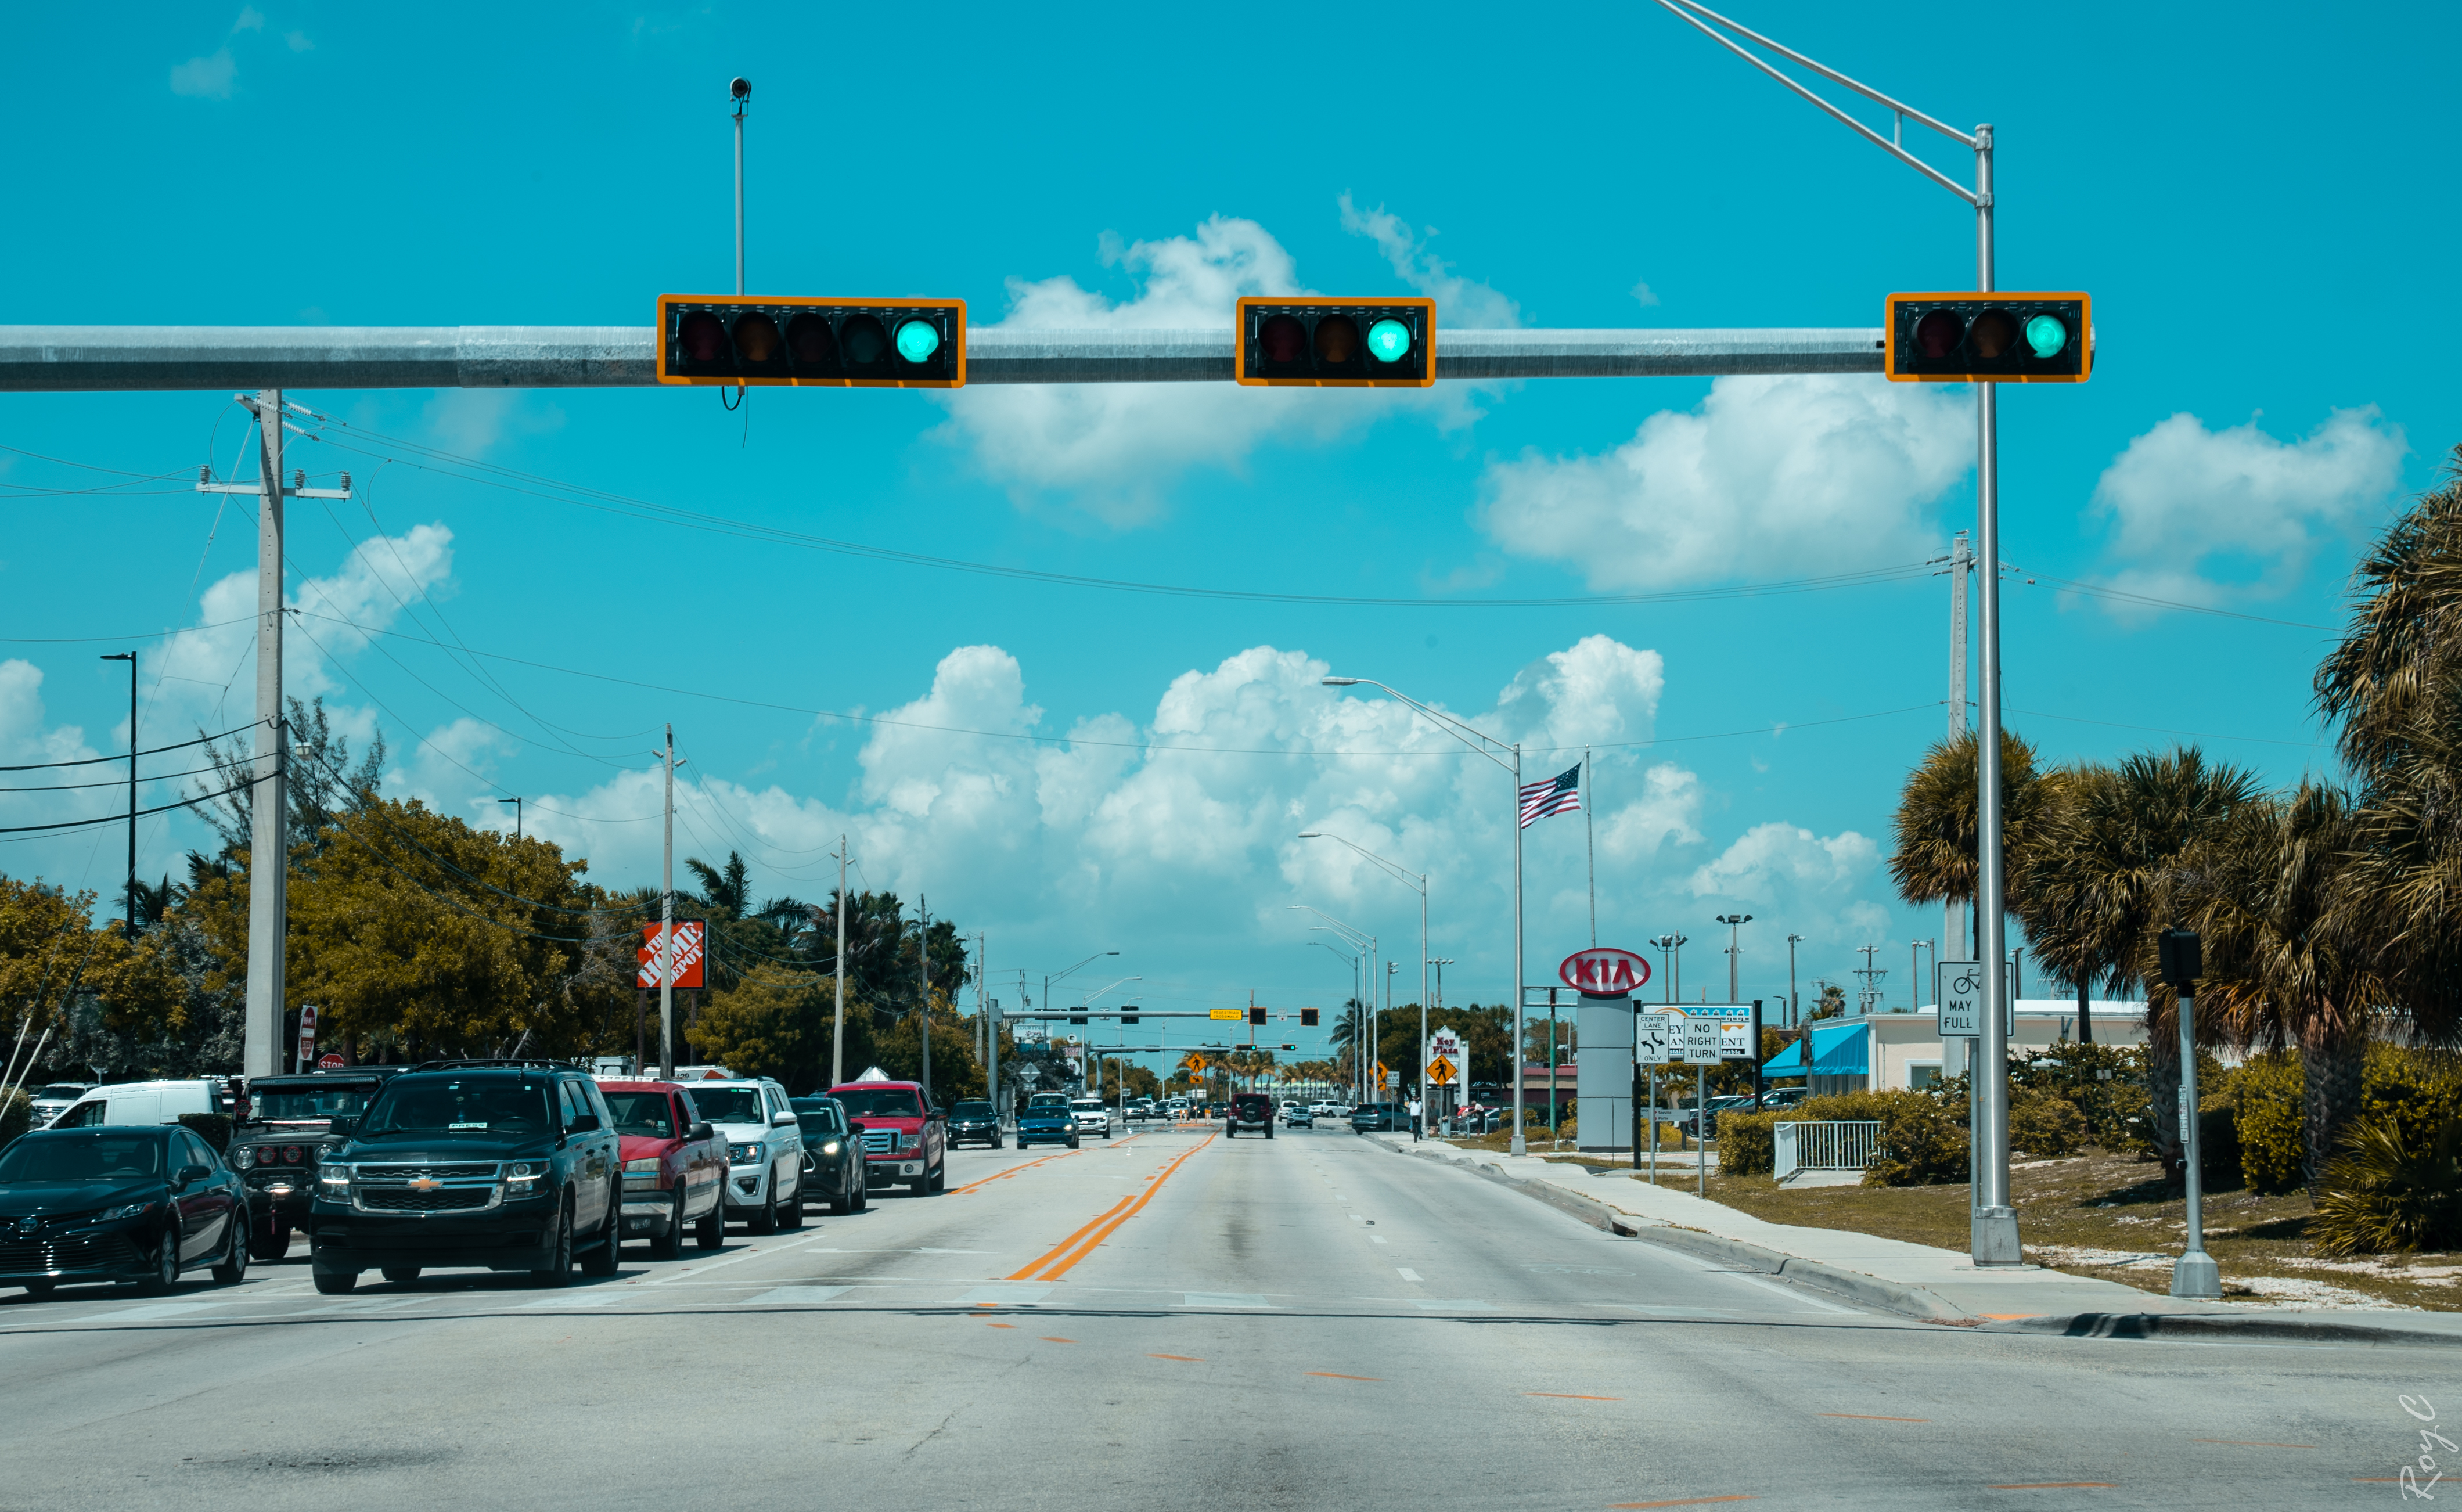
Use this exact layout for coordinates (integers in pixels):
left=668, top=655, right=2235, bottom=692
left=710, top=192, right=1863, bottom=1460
left=1682, top=1015, right=1723, bottom=1065
left=1634, top=1011, right=1682, bottom=1065
left=1935, top=962, right=2015, bottom=1038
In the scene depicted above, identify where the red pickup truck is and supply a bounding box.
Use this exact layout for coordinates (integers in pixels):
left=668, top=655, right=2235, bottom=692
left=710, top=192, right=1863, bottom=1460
left=826, top=1079, right=946, bottom=1196
left=598, top=1079, right=728, bottom=1256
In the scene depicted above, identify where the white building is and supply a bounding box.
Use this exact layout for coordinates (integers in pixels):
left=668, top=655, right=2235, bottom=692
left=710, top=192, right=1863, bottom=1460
left=1761, top=1000, right=2148, bottom=1096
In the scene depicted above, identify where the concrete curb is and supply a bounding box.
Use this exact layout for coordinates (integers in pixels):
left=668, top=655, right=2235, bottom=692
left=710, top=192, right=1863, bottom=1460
left=1374, top=1137, right=1968, bottom=1323
left=1990, top=1311, right=2462, bottom=1348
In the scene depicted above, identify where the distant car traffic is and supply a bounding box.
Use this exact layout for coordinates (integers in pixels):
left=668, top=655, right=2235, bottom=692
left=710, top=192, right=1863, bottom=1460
left=25, top=1083, right=93, bottom=1128
left=0, top=1124, right=253, bottom=1297
left=789, top=1097, right=868, bottom=1215
left=1225, top=1092, right=1275, bottom=1138
left=1069, top=1099, right=1117, bottom=1139
left=1283, top=1104, right=1314, bottom=1129
left=1015, top=1102, right=1079, bottom=1149
left=946, top=1100, right=1002, bottom=1149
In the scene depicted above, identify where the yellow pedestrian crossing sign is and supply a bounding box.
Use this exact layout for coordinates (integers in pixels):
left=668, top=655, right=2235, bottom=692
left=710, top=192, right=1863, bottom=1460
left=1426, top=1055, right=1457, bottom=1085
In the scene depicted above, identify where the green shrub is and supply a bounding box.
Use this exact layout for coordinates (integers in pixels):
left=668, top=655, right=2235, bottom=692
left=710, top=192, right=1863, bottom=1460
left=2235, top=1049, right=2304, bottom=1193
left=2007, top=1089, right=2089, bottom=1158
left=177, top=1113, right=232, bottom=1153
left=2361, top=1043, right=2462, bottom=1154
left=2311, top=1115, right=2462, bottom=1256
left=1863, top=1097, right=1970, bottom=1186
left=1720, top=1112, right=1777, bottom=1176
left=2233, top=1044, right=2462, bottom=1196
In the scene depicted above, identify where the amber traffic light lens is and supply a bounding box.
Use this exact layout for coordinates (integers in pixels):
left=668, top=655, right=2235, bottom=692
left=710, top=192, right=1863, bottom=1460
left=1968, top=309, right=2018, bottom=360
left=1259, top=314, right=1306, bottom=364
left=1315, top=315, right=1360, bottom=363
left=1915, top=309, right=1963, bottom=360
left=840, top=315, right=889, bottom=365
left=679, top=310, right=727, bottom=363
left=785, top=313, right=836, bottom=365
left=733, top=313, right=782, bottom=363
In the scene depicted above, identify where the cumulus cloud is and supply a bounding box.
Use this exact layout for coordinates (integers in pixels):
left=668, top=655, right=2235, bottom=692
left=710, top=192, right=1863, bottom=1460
left=1477, top=375, right=1973, bottom=589
left=2088, top=405, right=2406, bottom=611
left=418, top=390, right=566, bottom=458
left=171, top=8, right=290, bottom=99
left=1337, top=195, right=1521, bottom=328
left=1686, top=822, right=1891, bottom=975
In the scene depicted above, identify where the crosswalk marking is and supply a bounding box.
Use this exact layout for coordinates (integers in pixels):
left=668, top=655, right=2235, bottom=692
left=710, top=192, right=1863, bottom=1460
left=744, top=1286, right=851, bottom=1306
left=1177, top=1292, right=1271, bottom=1309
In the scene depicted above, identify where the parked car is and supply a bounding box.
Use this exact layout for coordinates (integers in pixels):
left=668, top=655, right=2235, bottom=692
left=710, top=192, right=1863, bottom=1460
left=0, top=1124, right=252, bottom=1297
left=688, top=1078, right=807, bottom=1230
left=306, top=1060, right=622, bottom=1294
left=1070, top=1099, right=1117, bottom=1139
left=946, top=1100, right=1002, bottom=1149
left=25, top=1083, right=94, bottom=1128
left=601, top=1079, right=727, bottom=1257
left=1015, top=1101, right=1080, bottom=1149
left=1225, top=1092, right=1275, bottom=1138
left=1757, top=1086, right=1810, bottom=1111
left=1674, top=1095, right=1758, bottom=1139
left=1349, top=1103, right=1400, bottom=1134
left=228, top=1069, right=397, bottom=1260
left=44, top=1078, right=225, bottom=1130
left=1283, top=1103, right=1315, bottom=1129
left=828, top=1078, right=946, bottom=1195
left=789, top=1097, right=868, bottom=1215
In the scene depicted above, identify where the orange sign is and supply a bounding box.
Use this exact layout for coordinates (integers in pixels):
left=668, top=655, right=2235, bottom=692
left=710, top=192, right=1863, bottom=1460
left=638, top=921, right=707, bottom=989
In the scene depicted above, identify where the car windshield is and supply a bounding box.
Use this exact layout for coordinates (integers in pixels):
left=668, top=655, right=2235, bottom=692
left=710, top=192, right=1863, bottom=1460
left=690, top=1087, right=769, bottom=1125
left=603, top=1091, right=677, bottom=1138
left=0, top=1133, right=165, bottom=1183
left=1071, top=1100, right=1103, bottom=1111
left=253, top=1083, right=383, bottom=1120
left=833, top=1088, right=923, bottom=1119
left=952, top=1101, right=993, bottom=1117
left=790, top=1100, right=844, bottom=1133
left=1023, top=1105, right=1067, bottom=1119
left=34, top=1084, right=89, bottom=1101
left=357, top=1077, right=552, bottom=1138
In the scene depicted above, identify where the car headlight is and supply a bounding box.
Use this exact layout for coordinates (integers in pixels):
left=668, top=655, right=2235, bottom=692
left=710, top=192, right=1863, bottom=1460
left=232, top=1145, right=255, bottom=1169
left=316, top=1164, right=352, bottom=1195
left=622, top=1157, right=663, bottom=1173
left=99, top=1200, right=156, bottom=1221
left=729, top=1142, right=765, bottom=1165
left=502, top=1161, right=548, bottom=1197
left=898, top=1132, right=920, bottom=1151
left=820, top=1141, right=841, bottom=1157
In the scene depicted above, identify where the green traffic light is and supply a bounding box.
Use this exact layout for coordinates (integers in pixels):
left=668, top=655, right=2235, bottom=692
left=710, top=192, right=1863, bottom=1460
left=894, top=319, right=941, bottom=363
left=1366, top=318, right=1412, bottom=363
left=2023, top=314, right=2068, bottom=359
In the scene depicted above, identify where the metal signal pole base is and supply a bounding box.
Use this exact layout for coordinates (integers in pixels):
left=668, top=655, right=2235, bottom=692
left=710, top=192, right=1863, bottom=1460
left=1970, top=1205, right=2024, bottom=1267
left=2169, top=1250, right=2222, bottom=1300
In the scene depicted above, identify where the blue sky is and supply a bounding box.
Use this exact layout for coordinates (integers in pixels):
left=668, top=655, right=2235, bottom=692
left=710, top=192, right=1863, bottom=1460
left=2, top=1, right=2456, bottom=1073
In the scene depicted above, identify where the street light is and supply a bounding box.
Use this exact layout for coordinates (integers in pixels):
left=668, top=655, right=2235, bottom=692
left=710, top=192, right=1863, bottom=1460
left=1077, top=974, right=1140, bottom=1101
left=1293, top=903, right=1376, bottom=1095
left=1322, top=672, right=1532, bottom=1155
left=1787, top=934, right=1805, bottom=1029
left=1301, top=831, right=1428, bottom=1130
left=1650, top=934, right=1687, bottom=1004
left=1042, top=951, right=1118, bottom=1095
left=1716, top=914, right=1754, bottom=1001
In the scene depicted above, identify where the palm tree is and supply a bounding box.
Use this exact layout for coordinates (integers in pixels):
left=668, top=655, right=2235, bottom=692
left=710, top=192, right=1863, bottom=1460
left=685, top=852, right=751, bottom=919
left=2015, top=762, right=2117, bottom=1043
left=1888, top=729, right=2057, bottom=959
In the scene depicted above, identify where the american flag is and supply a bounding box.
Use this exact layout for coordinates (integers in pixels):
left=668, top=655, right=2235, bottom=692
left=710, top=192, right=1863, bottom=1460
left=1518, top=764, right=1582, bottom=829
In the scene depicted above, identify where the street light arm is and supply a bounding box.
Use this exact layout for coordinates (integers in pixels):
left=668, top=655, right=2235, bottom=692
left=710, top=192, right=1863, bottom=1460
left=1321, top=676, right=1516, bottom=773
left=1298, top=832, right=1427, bottom=895
left=1049, top=950, right=1119, bottom=987
left=1291, top=904, right=1372, bottom=949
left=1653, top=0, right=1982, bottom=204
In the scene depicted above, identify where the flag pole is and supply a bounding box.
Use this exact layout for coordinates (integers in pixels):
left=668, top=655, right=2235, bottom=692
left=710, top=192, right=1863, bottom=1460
left=1585, top=747, right=1596, bottom=948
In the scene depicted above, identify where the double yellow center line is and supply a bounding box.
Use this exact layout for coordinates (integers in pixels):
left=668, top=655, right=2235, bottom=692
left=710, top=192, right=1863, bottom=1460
left=1008, top=1136, right=1214, bottom=1281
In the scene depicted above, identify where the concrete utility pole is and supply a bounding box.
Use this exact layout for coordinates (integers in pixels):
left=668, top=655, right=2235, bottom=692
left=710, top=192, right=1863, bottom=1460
left=830, top=836, right=848, bottom=1089
left=198, top=391, right=350, bottom=1081
left=1941, top=530, right=1974, bottom=960
left=918, top=894, right=931, bottom=1103
left=1787, top=934, right=1804, bottom=1029
left=650, top=726, right=686, bottom=1079
left=1854, top=944, right=1889, bottom=1017
left=100, top=652, right=135, bottom=934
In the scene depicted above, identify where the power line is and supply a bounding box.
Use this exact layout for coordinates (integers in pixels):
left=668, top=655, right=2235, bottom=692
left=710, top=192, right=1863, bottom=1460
left=0, top=718, right=265, bottom=772
left=0, top=780, right=251, bottom=836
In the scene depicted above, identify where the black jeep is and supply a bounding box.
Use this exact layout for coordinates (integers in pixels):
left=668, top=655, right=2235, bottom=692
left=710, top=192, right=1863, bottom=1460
left=229, top=1069, right=399, bottom=1261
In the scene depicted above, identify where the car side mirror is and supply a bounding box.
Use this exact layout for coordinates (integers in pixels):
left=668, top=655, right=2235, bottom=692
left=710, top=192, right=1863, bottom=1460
left=327, top=1116, right=358, bottom=1136
left=567, top=1113, right=602, bottom=1134
left=689, top=1122, right=715, bottom=1141
left=771, top=1110, right=798, bottom=1128
left=845, top=1121, right=866, bottom=1135
left=177, top=1164, right=211, bottom=1187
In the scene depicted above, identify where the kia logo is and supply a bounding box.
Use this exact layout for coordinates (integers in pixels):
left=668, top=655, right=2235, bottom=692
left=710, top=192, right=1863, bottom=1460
left=1558, top=947, right=1651, bottom=996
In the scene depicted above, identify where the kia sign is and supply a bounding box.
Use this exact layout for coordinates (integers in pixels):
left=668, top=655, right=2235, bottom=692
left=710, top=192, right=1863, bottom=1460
left=1557, top=947, right=1651, bottom=997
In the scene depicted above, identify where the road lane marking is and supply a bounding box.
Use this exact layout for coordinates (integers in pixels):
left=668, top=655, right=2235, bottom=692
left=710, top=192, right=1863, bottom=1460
left=959, top=1284, right=1053, bottom=1306
left=519, top=1292, right=624, bottom=1308
left=1528, top=1393, right=1622, bottom=1401
left=60, top=1301, right=227, bottom=1324
left=986, top=1322, right=1017, bottom=1329
left=1415, top=1299, right=1495, bottom=1310
left=1006, top=1197, right=1135, bottom=1280
left=1149, top=1353, right=1204, bottom=1362
left=1396, top=1268, right=1423, bottom=1281
left=1820, top=1413, right=1930, bottom=1423
left=1178, top=1293, right=1271, bottom=1308
left=1984, top=1484, right=2116, bottom=1491
left=949, top=1151, right=1078, bottom=1196
left=1305, top=1372, right=1381, bottom=1381
left=1370, top=1236, right=1389, bottom=1245
left=1979, top=1312, right=2039, bottom=1320
left=2190, top=1439, right=2313, bottom=1448
left=1607, top=1498, right=1756, bottom=1509
left=745, top=1286, right=852, bottom=1306
left=1040, top=1336, right=1077, bottom=1343
left=1014, top=1136, right=1215, bottom=1281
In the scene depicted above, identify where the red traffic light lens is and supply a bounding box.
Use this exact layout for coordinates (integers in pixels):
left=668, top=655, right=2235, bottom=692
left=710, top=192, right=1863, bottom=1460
left=1259, top=314, right=1306, bottom=365
left=1914, top=309, right=1963, bottom=360
left=1968, top=309, right=2017, bottom=360
left=679, top=310, right=726, bottom=363
left=733, top=313, right=782, bottom=363
left=840, top=315, right=889, bottom=365
left=785, top=313, right=836, bottom=365
left=1315, top=315, right=1360, bottom=364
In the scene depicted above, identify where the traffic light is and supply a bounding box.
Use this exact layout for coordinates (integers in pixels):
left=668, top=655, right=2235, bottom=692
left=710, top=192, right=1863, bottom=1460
left=1280, top=1043, right=1296, bottom=1052
left=655, top=296, right=967, bottom=388
left=1885, top=293, right=2091, bottom=383
left=1301, top=1007, right=1320, bottom=1028
left=1121, top=1006, right=1139, bottom=1026
left=1235, top=297, right=1435, bottom=387
left=1248, top=1006, right=1268, bottom=1026
left=1070, top=1007, right=1087, bottom=1026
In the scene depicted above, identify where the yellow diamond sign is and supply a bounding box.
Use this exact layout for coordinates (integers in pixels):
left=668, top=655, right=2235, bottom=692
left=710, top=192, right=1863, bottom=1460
left=1426, top=1055, right=1457, bottom=1085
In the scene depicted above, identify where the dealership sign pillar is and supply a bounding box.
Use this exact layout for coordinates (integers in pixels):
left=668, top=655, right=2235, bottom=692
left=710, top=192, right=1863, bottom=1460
left=1563, top=948, right=1651, bottom=1152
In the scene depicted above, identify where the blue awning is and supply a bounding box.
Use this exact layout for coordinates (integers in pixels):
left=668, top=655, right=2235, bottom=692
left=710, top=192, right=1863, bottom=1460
left=1762, top=1020, right=1868, bottom=1077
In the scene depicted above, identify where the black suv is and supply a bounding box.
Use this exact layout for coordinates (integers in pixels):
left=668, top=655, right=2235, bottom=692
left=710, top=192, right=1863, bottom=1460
left=229, top=1069, right=399, bottom=1260
left=307, top=1061, right=621, bottom=1294
left=945, top=1100, right=1001, bottom=1149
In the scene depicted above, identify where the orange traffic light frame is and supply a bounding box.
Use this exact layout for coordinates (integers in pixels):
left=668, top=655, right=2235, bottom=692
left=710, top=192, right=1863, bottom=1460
left=1235, top=296, right=1437, bottom=388
left=654, top=294, right=967, bottom=389
left=1884, top=292, right=2092, bottom=383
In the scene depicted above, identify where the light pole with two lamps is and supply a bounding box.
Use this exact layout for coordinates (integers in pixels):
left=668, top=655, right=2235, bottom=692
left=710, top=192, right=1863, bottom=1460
left=1300, top=832, right=1427, bottom=1129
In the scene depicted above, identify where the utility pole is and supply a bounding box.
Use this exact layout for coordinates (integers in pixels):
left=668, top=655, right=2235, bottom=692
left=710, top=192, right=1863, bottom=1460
left=1939, top=530, right=1974, bottom=962
left=1717, top=914, right=1753, bottom=1001
left=918, top=893, right=932, bottom=1103
left=649, top=726, right=687, bottom=1079
left=831, top=835, right=848, bottom=1089
left=1853, top=944, right=1889, bottom=1017
left=199, top=392, right=350, bottom=1081
left=496, top=795, right=522, bottom=841
left=100, top=652, right=135, bottom=934
left=730, top=78, right=748, bottom=294
left=1912, top=939, right=1928, bottom=1013
left=1787, top=933, right=1804, bottom=1029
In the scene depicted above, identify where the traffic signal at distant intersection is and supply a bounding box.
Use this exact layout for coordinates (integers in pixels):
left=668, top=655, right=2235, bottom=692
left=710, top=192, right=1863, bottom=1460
left=656, top=296, right=966, bottom=388
left=1885, top=293, right=2090, bottom=383
left=1235, top=297, right=1435, bottom=387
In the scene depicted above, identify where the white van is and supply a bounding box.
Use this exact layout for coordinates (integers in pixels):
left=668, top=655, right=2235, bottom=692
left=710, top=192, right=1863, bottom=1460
left=44, top=1078, right=226, bottom=1129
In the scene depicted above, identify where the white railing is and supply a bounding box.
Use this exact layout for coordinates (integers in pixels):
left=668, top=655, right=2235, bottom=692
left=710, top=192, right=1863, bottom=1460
left=1772, top=1120, right=1883, bottom=1181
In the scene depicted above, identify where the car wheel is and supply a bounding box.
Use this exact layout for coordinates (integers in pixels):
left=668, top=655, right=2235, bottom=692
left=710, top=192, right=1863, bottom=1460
left=694, top=1192, right=724, bottom=1250
left=927, top=1162, right=945, bottom=1194
left=380, top=1265, right=421, bottom=1285
left=653, top=1186, right=685, bottom=1258
left=748, top=1183, right=779, bottom=1234
left=992, top=1134, right=1003, bottom=1149
left=1067, top=1135, right=1079, bottom=1149
left=779, top=1174, right=805, bottom=1229
left=852, top=1163, right=868, bottom=1212
left=311, top=1265, right=358, bottom=1295
left=532, top=1200, right=575, bottom=1287
left=212, top=1213, right=250, bottom=1285
left=137, top=1225, right=179, bottom=1295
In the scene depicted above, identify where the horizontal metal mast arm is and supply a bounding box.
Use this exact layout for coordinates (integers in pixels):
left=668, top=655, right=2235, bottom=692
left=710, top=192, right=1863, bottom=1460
left=0, top=325, right=1886, bottom=391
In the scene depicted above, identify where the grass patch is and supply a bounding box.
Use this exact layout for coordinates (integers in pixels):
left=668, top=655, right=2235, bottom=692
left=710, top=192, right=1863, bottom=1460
left=1696, top=1147, right=2462, bottom=1312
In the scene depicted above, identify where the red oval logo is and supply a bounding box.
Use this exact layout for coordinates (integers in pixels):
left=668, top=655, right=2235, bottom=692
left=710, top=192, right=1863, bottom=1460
left=1558, top=948, right=1651, bottom=996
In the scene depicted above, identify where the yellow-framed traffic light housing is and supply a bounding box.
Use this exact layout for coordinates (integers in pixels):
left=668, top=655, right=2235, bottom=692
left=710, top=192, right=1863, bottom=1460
left=1885, top=293, right=2091, bottom=383
left=1236, top=297, right=1436, bottom=387
left=656, top=295, right=966, bottom=388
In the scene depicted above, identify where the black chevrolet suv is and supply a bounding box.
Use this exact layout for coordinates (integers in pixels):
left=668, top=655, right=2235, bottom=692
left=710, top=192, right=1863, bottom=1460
left=308, top=1061, right=621, bottom=1294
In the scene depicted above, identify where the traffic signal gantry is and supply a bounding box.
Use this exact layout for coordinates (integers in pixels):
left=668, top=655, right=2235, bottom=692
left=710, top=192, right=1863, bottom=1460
left=1884, top=293, right=2091, bottom=383
left=655, top=295, right=967, bottom=388
left=1234, top=297, right=1435, bottom=387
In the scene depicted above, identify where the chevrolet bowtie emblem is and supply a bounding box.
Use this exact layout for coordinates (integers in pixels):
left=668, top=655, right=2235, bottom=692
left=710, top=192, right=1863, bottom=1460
left=408, top=1176, right=442, bottom=1193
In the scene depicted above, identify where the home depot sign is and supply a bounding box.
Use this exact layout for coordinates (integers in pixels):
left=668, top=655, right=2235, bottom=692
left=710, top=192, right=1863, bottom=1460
left=637, top=921, right=708, bottom=989
left=1557, top=946, right=1651, bottom=998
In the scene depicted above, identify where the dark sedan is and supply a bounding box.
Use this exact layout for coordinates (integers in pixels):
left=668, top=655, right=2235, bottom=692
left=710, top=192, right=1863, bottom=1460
left=1014, top=1104, right=1079, bottom=1149
left=945, top=1100, right=1002, bottom=1149
left=1, top=1126, right=251, bottom=1297
left=789, top=1097, right=868, bottom=1215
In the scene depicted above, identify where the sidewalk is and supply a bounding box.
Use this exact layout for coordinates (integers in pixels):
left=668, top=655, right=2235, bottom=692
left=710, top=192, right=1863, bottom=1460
left=1371, top=1133, right=2462, bottom=1347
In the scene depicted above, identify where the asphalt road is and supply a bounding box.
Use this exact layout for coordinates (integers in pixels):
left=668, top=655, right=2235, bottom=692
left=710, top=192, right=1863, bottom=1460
left=0, top=1122, right=2439, bottom=1510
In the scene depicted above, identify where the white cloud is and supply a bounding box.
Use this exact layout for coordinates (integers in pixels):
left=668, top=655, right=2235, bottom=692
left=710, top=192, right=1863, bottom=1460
left=1336, top=195, right=1521, bottom=328
left=1631, top=280, right=1662, bottom=308
left=2088, top=406, right=2406, bottom=611
left=419, top=391, right=564, bottom=458
left=232, top=6, right=266, bottom=31
left=1478, top=375, right=1973, bottom=589
left=170, top=49, right=237, bottom=98
left=285, top=30, right=313, bottom=51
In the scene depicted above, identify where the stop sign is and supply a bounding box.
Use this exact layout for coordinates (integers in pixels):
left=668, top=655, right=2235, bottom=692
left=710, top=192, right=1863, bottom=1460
left=318, top=1053, right=347, bottom=1070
